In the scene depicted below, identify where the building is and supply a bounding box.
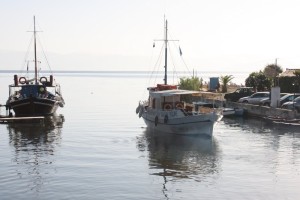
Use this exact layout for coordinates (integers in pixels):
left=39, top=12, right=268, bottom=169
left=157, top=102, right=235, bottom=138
left=279, top=68, right=300, bottom=77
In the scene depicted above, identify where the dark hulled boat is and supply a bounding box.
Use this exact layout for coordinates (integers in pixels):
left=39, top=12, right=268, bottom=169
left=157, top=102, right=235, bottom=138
left=6, top=17, right=64, bottom=117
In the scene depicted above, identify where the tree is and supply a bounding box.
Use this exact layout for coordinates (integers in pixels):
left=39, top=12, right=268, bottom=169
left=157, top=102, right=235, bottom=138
left=245, top=72, right=257, bottom=91
left=263, top=64, right=283, bottom=86
left=220, top=75, right=234, bottom=93
left=294, top=69, right=300, bottom=92
left=294, top=69, right=300, bottom=77
left=179, top=76, right=202, bottom=91
left=245, top=71, right=271, bottom=91
left=178, top=76, right=203, bottom=102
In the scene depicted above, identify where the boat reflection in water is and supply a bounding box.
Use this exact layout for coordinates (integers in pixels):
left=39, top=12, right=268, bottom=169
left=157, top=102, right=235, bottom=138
left=137, top=128, right=221, bottom=197
left=222, top=116, right=300, bottom=135
left=7, top=115, right=64, bottom=192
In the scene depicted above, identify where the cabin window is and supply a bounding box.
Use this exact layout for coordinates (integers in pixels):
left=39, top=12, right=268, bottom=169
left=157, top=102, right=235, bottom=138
left=152, top=98, right=156, bottom=109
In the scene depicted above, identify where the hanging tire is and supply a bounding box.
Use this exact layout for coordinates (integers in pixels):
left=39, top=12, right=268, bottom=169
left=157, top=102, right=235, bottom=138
left=40, top=76, right=48, bottom=83
left=163, top=103, right=172, bottom=110
left=19, top=77, right=26, bottom=84
left=175, top=102, right=183, bottom=109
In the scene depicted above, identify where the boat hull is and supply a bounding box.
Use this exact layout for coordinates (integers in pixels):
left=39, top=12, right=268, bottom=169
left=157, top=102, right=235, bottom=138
left=8, top=97, right=60, bottom=117
left=142, top=112, right=217, bottom=136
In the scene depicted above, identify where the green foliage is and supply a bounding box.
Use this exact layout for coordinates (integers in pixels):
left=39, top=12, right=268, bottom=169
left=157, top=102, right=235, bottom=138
left=199, top=77, right=203, bottom=89
left=245, top=71, right=271, bottom=91
left=263, top=64, right=283, bottom=78
left=279, top=71, right=300, bottom=93
left=294, top=70, right=300, bottom=93
left=245, top=72, right=257, bottom=88
left=263, top=64, right=283, bottom=86
left=179, top=76, right=202, bottom=91
left=294, top=69, right=300, bottom=77
left=220, top=75, right=234, bottom=93
left=246, top=66, right=300, bottom=93
left=278, top=77, right=295, bottom=93
left=178, top=76, right=203, bottom=102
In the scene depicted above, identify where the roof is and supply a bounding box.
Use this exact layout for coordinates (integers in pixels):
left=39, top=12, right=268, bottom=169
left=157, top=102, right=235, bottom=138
left=150, top=89, right=200, bottom=98
left=279, top=68, right=300, bottom=77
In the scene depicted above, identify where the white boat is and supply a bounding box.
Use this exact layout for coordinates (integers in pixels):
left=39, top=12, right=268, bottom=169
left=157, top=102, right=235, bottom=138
left=136, top=19, right=220, bottom=136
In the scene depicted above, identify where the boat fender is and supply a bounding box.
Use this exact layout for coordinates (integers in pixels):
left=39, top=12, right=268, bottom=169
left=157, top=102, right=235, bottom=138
left=40, top=77, right=48, bottom=83
left=164, top=115, right=168, bottom=124
left=138, top=106, right=144, bottom=118
left=39, top=86, right=46, bottom=94
left=136, top=103, right=141, bottom=114
left=155, top=116, right=158, bottom=126
left=19, top=77, right=27, bottom=84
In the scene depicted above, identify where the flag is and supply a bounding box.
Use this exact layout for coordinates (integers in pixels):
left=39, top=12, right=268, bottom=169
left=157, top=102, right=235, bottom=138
left=153, top=42, right=155, bottom=48
left=26, top=62, right=29, bottom=72
left=179, top=46, right=182, bottom=56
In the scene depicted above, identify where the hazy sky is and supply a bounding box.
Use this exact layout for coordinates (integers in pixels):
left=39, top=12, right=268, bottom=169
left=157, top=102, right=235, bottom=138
left=1, top=0, right=300, bottom=73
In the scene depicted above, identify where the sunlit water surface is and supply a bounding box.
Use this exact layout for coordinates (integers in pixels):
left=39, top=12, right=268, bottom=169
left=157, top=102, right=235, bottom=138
left=0, top=72, right=299, bottom=200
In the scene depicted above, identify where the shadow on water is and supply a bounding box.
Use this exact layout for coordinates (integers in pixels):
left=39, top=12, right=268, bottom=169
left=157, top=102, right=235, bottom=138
left=137, top=128, right=222, bottom=198
left=6, top=115, right=64, bottom=193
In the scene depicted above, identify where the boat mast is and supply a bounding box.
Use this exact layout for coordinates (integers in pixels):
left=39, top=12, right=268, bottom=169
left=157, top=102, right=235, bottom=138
left=154, top=17, right=178, bottom=85
left=164, top=19, right=168, bottom=85
left=33, top=16, right=38, bottom=84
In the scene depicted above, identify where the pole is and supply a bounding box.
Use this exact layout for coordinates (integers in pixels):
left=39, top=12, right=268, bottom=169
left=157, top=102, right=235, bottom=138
left=34, top=16, right=38, bottom=84
left=154, top=18, right=178, bottom=84
left=164, top=20, right=168, bottom=85
left=274, top=58, right=277, bottom=86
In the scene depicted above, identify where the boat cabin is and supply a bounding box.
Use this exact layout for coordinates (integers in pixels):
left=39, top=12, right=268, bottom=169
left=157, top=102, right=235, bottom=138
left=148, top=88, right=201, bottom=112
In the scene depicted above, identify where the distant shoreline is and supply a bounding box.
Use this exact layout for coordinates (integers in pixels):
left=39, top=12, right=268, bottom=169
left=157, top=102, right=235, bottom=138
left=0, top=70, right=248, bottom=85
left=0, top=69, right=250, bottom=74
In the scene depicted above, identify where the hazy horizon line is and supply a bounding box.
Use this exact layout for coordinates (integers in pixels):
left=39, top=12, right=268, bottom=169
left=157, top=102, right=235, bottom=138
left=0, top=69, right=250, bottom=74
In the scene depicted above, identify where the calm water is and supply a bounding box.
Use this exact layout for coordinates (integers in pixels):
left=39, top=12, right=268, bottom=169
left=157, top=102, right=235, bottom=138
left=0, top=72, right=300, bottom=200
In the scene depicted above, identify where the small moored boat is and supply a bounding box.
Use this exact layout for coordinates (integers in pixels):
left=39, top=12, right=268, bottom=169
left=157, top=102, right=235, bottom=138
left=136, top=19, right=220, bottom=136
left=222, top=108, right=244, bottom=117
left=6, top=16, right=65, bottom=117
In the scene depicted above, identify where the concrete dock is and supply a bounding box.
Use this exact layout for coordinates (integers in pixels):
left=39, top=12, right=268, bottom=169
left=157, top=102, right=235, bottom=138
left=193, top=91, right=300, bottom=120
